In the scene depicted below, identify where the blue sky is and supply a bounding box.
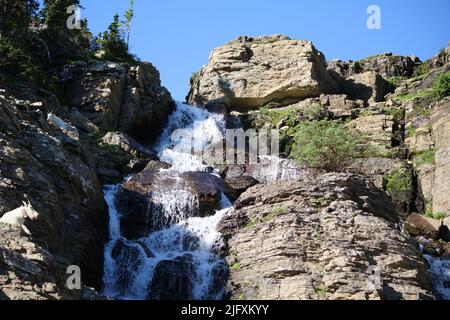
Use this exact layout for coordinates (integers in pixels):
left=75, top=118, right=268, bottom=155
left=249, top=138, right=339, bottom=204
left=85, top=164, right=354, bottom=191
left=78, top=0, right=449, bottom=100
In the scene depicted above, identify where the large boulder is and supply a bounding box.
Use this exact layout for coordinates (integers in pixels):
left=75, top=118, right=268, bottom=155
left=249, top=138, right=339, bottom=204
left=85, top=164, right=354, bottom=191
left=219, top=173, right=434, bottom=300
left=116, top=170, right=235, bottom=239
left=99, top=132, right=158, bottom=159
left=343, top=71, right=394, bottom=103
left=0, top=86, right=109, bottom=298
left=148, top=255, right=195, bottom=300
left=188, top=35, right=340, bottom=112
left=405, top=213, right=442, bottom=240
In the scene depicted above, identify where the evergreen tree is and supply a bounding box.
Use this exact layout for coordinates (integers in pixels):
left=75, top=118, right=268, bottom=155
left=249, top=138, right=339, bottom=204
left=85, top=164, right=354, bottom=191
left=124, top=0, right=134, bottom=49
left=43, top=0, right=80, bottom=30
left=0, top=0, right=39, bottom=43
left=97, top=14, right=132, bottom=62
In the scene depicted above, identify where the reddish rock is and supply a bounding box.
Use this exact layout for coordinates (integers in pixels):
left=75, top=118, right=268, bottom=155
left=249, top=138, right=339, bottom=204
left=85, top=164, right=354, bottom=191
left=405, top=213, right=442, bottom=240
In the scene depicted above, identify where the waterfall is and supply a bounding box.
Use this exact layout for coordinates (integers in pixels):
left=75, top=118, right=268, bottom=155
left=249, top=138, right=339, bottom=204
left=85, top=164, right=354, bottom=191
left=423, top=255, right=450, bottom=299
left=101, top=101, right=299, bottom=300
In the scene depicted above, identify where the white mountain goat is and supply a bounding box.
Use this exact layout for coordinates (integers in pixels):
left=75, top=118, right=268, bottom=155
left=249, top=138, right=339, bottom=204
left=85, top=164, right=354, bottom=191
left=47, top=112, right=79, bottom=136
left=0, top=201, right=39, bottom=235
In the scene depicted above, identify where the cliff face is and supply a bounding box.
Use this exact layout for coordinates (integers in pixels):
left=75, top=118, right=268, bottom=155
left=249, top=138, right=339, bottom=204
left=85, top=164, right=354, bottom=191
left=189, top=36, right=450, bottom=300
left=219, top=173, right=433, bottom=300
left=0, top=58, right=175, bottom=299
left=0, top=85, right=108, bottom=299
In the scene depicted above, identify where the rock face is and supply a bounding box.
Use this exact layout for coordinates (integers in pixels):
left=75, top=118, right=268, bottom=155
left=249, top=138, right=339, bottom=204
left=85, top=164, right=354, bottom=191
left=188, top=35, right=340, bottom=112
left=148, top=255, right=194, bottom=300
left=343, top=71, right=394, bottom=103
left=0, top=86, right=108, bottom=299
left=116, top=170, right=236, bottom=239
left=405, top=213, right=442, bottom=240
left=328, top=53, right=417, bottom=79
left=219, top=173, right=434, bottom=300
left=61, top=59, right=174, bottom=144
left=99, top=132, right=158, bottom=159
left=430, top=100, right=450, bottom=215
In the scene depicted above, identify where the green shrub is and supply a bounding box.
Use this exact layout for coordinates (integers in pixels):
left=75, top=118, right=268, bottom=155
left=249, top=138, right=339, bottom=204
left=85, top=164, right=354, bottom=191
left=396, top=89, right=433, bottom=102
left=230, top=263, right=241, bottom=271
left=432, top=72, right=450, bottom=100
left=386, top=76, right=406, bottom=88
left=304, top=103, right=327, bottom=120
left=190, top=71, right=200, bottom=85
left=260, top=106, right=301, bottom=127
left=416, top=61, right=431, bottom=77
left=96, top=14, right=135, bottom=63
left=98, top=144, right=132, bottom=168
left=291, top=121, right=369, bottom=172
left=425, top=203, right=447, bottom=219
left=415, top=149, right=436, bottom=165
left=245, top=217, right=258, bottom=229
left=386, top=169, right=413, bottom=193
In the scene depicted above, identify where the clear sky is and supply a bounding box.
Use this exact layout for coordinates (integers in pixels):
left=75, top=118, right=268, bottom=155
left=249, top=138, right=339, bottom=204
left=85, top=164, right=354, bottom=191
left=79, top=0, right=450, bottom=100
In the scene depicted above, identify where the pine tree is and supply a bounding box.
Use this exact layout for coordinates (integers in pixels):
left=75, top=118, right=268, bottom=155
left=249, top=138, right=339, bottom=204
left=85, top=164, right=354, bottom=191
left=43, top=0, right=80, bottom=30
left=0, top=0, right=39, bottom=42
left=124, top=0, right=134, bottom=49
left=97, top=13, right=132, bottom=62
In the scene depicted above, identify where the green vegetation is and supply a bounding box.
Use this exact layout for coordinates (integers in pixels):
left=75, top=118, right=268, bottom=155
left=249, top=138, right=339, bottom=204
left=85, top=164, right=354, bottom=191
left=0, top=0, right=137, bottom=94
left=406, top=124, right=417, bottom=138
left=396, top=89, right=434, bottom=102
left=123, top=0, right=135, bottom=49
left=396, top=72, right=450, bottom=102
left=261, top=207, right=285, bottom=223
left=238, top=293, right=247, bottom=300
left=432, top=72, right=450, bottom=100
left=425, top=203, right=447, bottom=219
left=316, top=284, right=329, bottom=299
left=98, top=144, right=132, bottom=168
left=230, top=263, right=241, bottom=271
left=415, top=61, right=431, bottom=77
left=415, top=149, right=436, bottom=165
left=410, top=104, right=431, bottom=119
left=260, top=106, right=301, bottom=127
left=96, top=14, right=135, bottom=63
left=291, top=121, right=371, bottom=172
left=304, top=103, right=327, bottom=120
left=386, top=76, right=406, bottom=88
left=314, top=197, right=329, bottom=206
left=43, top=0, right=80, bottom=30
left=245, top=217, right=258, bottom=229
left=359, top=53, right=384, bottom=63
left=386, top=169, right=413, bottom=194
left=190, top=71, right=201, bottom=85
left=426, top=211, right=447, bottom=220
left=386, top=107, right=405, bottom=122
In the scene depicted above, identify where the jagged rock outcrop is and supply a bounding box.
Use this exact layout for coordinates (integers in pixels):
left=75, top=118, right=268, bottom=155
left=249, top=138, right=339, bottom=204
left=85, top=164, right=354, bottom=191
left=188, top=35, right=340, bottom=112
left=0, top=86, right=108, bottom=299
left=219, top=173, right=434, bottom=300
left=61, top=59, right=174, bottom=144
left=343, top=71, right=394, bottom=103
left=328, top=53, right=418, bottom=79
left=116, top=170, right=236, bottom=239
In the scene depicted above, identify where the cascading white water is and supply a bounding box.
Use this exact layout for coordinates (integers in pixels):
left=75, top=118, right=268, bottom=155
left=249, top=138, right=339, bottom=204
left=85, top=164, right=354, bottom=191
left=101, top=101, right=302, bottom=300
left=102, top=102, right=233, bottom=300
left=424, top=255, right=450, bottom=299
